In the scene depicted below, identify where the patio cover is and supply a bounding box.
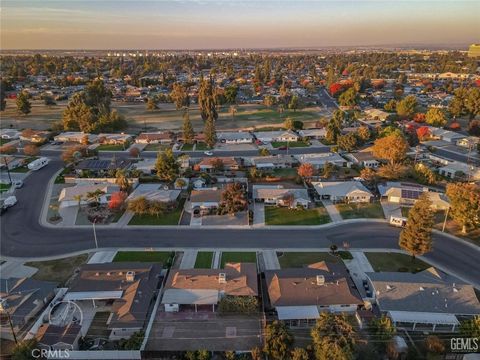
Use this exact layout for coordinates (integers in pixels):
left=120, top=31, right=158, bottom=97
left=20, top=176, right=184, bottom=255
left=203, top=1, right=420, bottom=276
left=388, top=311, right=459, bottom=325
left=276, top=306, right=320, bottom=320
left=161, top=289, right=219, bottom=305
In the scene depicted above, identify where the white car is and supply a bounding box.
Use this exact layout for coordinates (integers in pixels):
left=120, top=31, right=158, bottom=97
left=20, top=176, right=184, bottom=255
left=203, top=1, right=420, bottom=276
left=204, top=151, right=213, bottom=156
left=12, top=180, right=24, bottom=189
left=1, top=196, right=17, bottom=208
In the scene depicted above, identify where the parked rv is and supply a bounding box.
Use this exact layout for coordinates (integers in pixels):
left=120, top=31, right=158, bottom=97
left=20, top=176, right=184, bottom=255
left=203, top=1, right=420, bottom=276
left=27, top=157, right=50, bottom=171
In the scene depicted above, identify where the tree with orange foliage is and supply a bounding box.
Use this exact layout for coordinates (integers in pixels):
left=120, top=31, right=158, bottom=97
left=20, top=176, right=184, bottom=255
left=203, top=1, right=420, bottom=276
left=108, top=191, right=127, bottom=211
left=23, top=144, right=40, bottom=156
left=329, top=83, right=343, bottom=97
left=129, top=147, right=140, bottom=158
left=416, top=126, right=430, bottom=141
left=413, top=113, right=426, bottom=123
left=297, top=163, right=314, bottom=179
left=0, top=144, right=17, bottom=155
left=372, top=134, right=409, bottom=166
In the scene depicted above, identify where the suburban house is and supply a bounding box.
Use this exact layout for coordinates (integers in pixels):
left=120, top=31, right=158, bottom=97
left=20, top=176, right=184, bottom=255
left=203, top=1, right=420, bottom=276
left=0, top=129, right=20, bottom=140
left=54, top=132, right=98, bottom=144
left=217, top=131, right=254, bottom=144
left=130, top=158, right=156, bottom=175
left=254, top=130, right=299, bottom=143
left=36, top=324, right=82, bottom=351
left=127, top=184, right=181, bottom=205
left=345, top=152, right=379, bottom=168
left=265, top=262, right=363, bottom=328
left=363, top=108, right=390, bottom=122
left=0, top=278, right=57, bottom=340
left=196, top=157, right=240, bottom=172
left=75, top=158, right=131, bottom=175
left=135, top=132, right=173, bottom=144
left=250, top=155, right=294, bottom=169
left=378, top=182, right=450, bottom=209
left=64, top=262, right=162, bottom=340
left=161, top=263, right=258, bottom=313
left=19, top=130, right=51, bottom=144
left=427, top=127, right=466, bottom=144
left=438, top=161, right=480, bottom=181
left=58, top=183, right=120, bottom=208
left=190, top=188, right=224, bottom=215
left=456, top=136, right=480, bottom=149
left=295, top=153, right=347, bottom=169
left=366, top=268, right=480, bottom=332
left=252, top=185, right=310, bottom=208
left=298, top=129, right=326, bottom=140
left=97, top=133, right=133, bottom=145
left=312, top=181, right=373, bottom=203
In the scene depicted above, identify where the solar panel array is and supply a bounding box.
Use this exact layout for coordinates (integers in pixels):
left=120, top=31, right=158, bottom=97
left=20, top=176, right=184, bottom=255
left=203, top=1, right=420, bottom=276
left=401, top=189, right=422, bottom=200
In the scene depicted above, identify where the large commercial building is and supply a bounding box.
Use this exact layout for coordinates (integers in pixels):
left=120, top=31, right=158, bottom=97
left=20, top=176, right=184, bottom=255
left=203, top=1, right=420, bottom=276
left=468, top=44, right=480, bottom=58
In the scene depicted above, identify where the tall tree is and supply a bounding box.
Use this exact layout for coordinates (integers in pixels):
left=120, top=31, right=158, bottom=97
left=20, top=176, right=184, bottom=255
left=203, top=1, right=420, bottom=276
left=263, top=321, right=293, bottom=360
left=372, top=133, right=409, bottom=165
left=337, top=133, right=358, bottom=152
left=311, top=313, right=356, bottom=360
left=446, top=183, right=480, bottom=234
left=399, top=193, right=434, bottom=260
left=219, top=183, right=247, bottom=215
left=16, top=91, right=31, bottom=115
left=170, top=82, right=190, bottom=110
left=288, top=95, right=300, bottom=112
left=396, top=95, right=418, bottom=119
left=425, top=107, right=447, bottom=127
left=84, top=79, right=111, bottom=116
left=182, top=111, right=195, bottom=144
left=155, top=148, right=179, bottom=182
left=198, top=77, right=217, bottom=122
left=146, top=97, right=158, bottom=111
left=224, top=84, right=238, bottom=104
left=204, top=114, right=217, bottom=148
left=369, top=315, right=396, bottom=353
left=338, top=87, right=358, bottom=107
left=1, top=81, right=7, bottom=111
left=62, top=92, right=93, bottom=131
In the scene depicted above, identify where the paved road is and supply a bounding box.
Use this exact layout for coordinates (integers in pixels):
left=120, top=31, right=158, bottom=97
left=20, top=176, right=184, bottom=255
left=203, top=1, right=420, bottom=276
left=317, top=88, right=339, bottom=112
left=1, top=159, right=480, bottom=288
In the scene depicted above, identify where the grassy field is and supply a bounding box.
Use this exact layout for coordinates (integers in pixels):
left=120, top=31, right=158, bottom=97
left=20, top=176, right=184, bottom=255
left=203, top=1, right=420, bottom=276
left=113, top=251, right=173, bottom=264
left=265, top=206, right=331, bottom=225
left=26, top=254, right=89, bottom=285
left=194, top=252, right=214, bottom=268
left=365, top=252, right=430, bottom=273
left=277, top=252, right=341, bottom=268
left=271, top=141, right=310, bottom=148
left=220, top=252, right=257, bottom=267
left=1, top=100, right=321, bottom=132
left=128, top=198, right=185, bottom=225
left=96, top=143, right=127, bottom=151
left=335, top=202, right=384, bottom=219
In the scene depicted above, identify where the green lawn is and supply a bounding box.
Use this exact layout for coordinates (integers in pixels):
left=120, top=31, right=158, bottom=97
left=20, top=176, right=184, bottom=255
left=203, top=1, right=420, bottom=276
left=10, top=166, right=30, bottom=173
left=270, top=168, right=298, bottom=178
left=335, top=202, right=384, bottom=219
left=144, top=143, right=171, bottom=151
left=194, top=252, right=214, bottom=268
left=128, top=198, right=185, bottom=225
left=181, top=143, right=194, bottom=151
left=195, top=142, right=210, bottom=151
left=26, top=254, right=89, bottom=285
left=0, top=183, right=11, bottom=193
left=277, top=252, right=341, bottom=268
left=96, top=143, right=127, bottom=151
left=265, top=206, right=331, bottom=225
left=220, top=252, right=257, bottom=267
left=365, top=252, right=430, bottom=273
left=271, top=141, right=310, bottom=148
left=113, top=251, right=173, bottom=265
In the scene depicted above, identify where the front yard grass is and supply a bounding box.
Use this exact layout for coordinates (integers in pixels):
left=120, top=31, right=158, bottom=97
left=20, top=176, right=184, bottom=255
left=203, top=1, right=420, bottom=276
left=270, top=168, right=298, bottom=178
left=271, top=141, right=310, bottom=148
left=194, top=252, right=214, bottom=268
left=277, top=252, right=341, bottom=268
left=265, top=206, right=331, bottom=225
left=144, top=143, right=171, bottom=151
left=181, top=143, right=194, bottom=151
left=195, top=142, right=210, bottom=151
left=96, top=143, right=127, bottom=151
left=128, top=198, right=185, bottom=225
left=365, top=252, right=430, bottom=273
left=335, top=202, right=384, bottom=219
left=26, top=254, right=89, bottom=285
left=113, top=251, right=174, bottom=265
left=0, top=183, right=11, bottom=193
left=220, top=252, right=257, bottom=267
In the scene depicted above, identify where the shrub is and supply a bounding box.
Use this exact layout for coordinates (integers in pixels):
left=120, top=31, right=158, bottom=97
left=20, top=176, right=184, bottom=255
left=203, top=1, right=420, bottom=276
left=218, top=296, right=258, bottom=314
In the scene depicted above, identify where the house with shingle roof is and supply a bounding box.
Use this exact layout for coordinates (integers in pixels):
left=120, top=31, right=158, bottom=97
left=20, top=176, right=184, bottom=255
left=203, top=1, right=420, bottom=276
left=312, top=181, right=373, bottom=203
left=366, top=268, right=480, bottom=332
left=161, top=263, right=258, bottom=313
left=36, top=323, right=82, bottom=351
left=265, top=262, right=363, bottom=328
left=252, top=185, right=310, bottom=208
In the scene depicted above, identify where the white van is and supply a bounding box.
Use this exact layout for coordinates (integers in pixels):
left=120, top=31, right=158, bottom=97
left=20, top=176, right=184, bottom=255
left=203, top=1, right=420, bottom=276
left=389, top=216, right=407, bottom=227
left=27, top=157, right=50, bottom=171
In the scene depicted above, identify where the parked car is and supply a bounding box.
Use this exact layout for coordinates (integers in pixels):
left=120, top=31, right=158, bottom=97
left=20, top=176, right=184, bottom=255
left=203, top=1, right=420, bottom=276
left=12, top=180, right=23, bottom=189
left=204, top=151, right=213, bottom=156
left=27, top=157, right=50, bottom=171
left=0, top=196, right=17, bottom=211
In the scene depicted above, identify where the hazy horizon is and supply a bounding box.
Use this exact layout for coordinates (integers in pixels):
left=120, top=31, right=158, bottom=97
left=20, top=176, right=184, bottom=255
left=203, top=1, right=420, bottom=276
left=1, top=0, right=479, bottom=50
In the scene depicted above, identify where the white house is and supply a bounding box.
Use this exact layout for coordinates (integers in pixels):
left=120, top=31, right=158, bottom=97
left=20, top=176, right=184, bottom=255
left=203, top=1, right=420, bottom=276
left=54, top=132, right=98, bottom=144
left=295, top=153, right=347, bottom=169
left=378, top=181, right=450, bottom=209
left=58, top=183, right=120, bottom=207
left=252, top=185, right=310, bottom=208
left=217, top=131, right=254, bottom=144
left=345, top=152, right=379, bottom=168
left=254, top=130, right=299, bottom=143
left=126, top=184, right=181, bottom=204
left=428, top=127, right=466, bottom=144
left=190, top=188, right=223, bottom=211
left=438, top=161, right=480, bottom=180
left=312, top=181, right=373, bottom=203
left=298, top=129, right=326, bottom=139
left=456, top=136, right=480, bottom=149
left=250, top=155, right=293, bottom=169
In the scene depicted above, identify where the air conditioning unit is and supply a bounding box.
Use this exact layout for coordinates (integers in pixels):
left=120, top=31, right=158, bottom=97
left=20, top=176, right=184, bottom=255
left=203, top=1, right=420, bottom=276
left=316, top=275, right=325, bottom=286
left=126, top=271, right=135, bottom=282
left=218, top=273, right=227, bottom=284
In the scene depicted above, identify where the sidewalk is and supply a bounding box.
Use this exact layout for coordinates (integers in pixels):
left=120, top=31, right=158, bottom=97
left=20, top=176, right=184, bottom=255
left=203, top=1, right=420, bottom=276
left=321, top=200, right=343, bottom=222
left=87, top=250, right=117, bottom=264
left=0, top=260, right=38, bottom=278
left=117, top=210, right=134, bottom=227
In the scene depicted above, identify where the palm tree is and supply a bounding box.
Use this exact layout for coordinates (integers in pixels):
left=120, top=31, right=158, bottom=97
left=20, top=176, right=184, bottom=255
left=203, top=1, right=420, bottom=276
left=86, top=189, right=105, bottom=209
left=115, top=169, right=131, bottom=193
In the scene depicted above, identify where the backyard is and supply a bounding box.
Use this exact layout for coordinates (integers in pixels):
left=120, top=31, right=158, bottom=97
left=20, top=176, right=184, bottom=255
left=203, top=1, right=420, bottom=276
left=220, top=252, right=257, bottom=268
left=277, top=252, right=342, bottom=268
left=26, top=254, right=89, bottom=285
left=113, top=251, right=174, bottom=265
left=365, top=252, right=430, bottom=273
left=265, top=205, right=331, bottom=225
left=194, top=251, right=214, bottom=268
left=335, top=202, right=384, bottom=219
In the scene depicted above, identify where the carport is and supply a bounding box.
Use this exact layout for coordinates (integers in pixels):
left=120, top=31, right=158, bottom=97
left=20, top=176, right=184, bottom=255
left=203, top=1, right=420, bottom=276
left=161, top=289, right=219, bottom=312
left=388, top=311, right=459, bottom=332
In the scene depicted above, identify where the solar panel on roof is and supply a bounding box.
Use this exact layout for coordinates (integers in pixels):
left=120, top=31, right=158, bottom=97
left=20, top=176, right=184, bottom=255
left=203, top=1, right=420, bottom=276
left=401, top=189, right=422, bottom=200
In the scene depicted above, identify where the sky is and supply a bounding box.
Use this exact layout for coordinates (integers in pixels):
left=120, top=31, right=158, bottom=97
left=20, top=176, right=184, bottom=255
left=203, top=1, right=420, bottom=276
left=1, top=0, right=479, bottom=50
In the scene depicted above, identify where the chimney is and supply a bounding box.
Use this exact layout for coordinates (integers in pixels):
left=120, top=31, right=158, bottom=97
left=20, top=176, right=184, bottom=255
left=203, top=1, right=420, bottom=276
left=218, top=273, right=226, bottom=284
left=316, top=275, right=325, bottom=286
left=126, top=271, right=135, bottom=282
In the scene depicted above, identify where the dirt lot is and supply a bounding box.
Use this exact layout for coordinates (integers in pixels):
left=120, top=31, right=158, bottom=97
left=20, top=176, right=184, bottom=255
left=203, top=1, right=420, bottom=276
left=146, top=311, right=262, bottom=351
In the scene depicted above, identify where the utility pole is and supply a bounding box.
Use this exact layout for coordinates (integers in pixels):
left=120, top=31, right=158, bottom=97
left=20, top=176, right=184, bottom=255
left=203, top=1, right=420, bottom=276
left=3, top=309, right=18, bottom=344
left=2, top=157, right=12, bottom=184
left=442, top=206, right=450, bottom=232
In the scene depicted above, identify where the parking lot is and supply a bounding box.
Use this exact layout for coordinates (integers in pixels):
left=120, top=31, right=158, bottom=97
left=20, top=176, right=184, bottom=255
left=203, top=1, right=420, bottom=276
left=145, top=311, right=262, bottom=351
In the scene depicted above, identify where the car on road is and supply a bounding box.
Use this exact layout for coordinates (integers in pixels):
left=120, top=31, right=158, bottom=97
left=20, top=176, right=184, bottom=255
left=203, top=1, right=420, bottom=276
left=0, top=196, right=17, bottom=215
left=12, top=180, right=23, bottom=189
left=27, top=157, right=50, bottom=171
left=278, top=146, right=287, bottom=150
left=204, top=151, right=213, bottom=156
